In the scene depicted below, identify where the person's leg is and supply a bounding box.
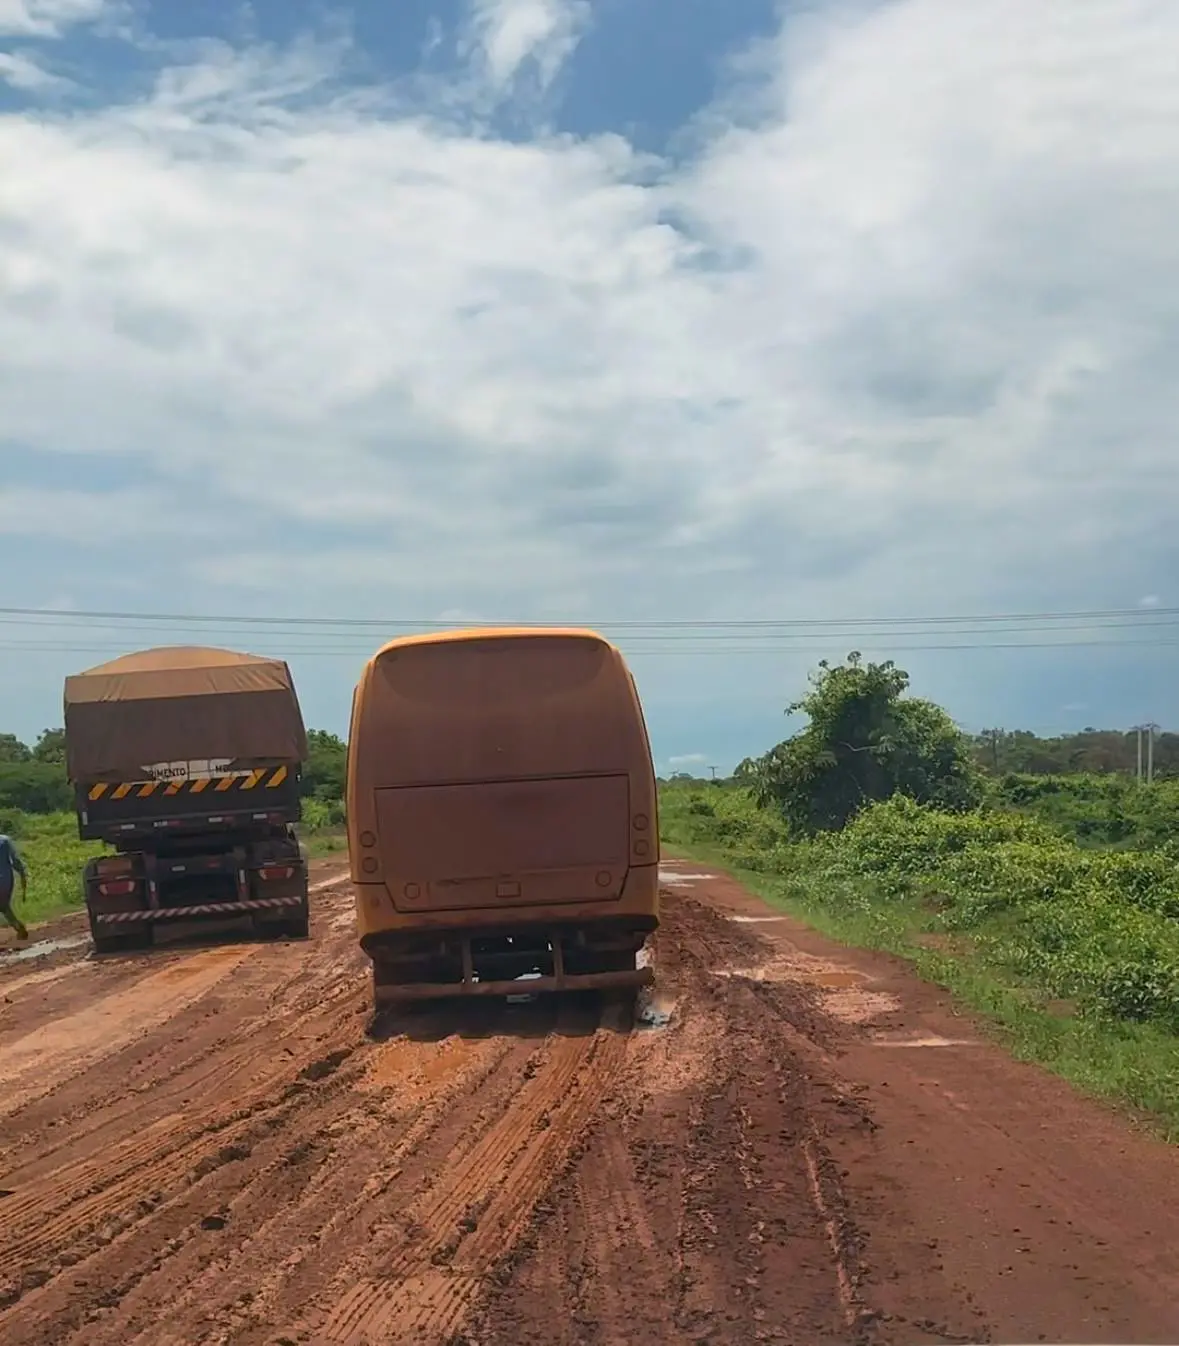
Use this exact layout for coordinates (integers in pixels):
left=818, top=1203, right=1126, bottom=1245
left=0, top=882, right=27, bottom=940
left=0, top=904, right=28, bottom=940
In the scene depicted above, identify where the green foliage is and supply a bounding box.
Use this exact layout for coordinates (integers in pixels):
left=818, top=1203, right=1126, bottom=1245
left=303, top=728, right=347, bottom=804
left=987, top=772, right=1179, bottom=848
left=301, top=796, right=345, bottom=830
left=32, top=727, right=66, bottom=764
left=0, top=762, right=72, bottom=814
left=0, top=733, right=31, bottom=764
left=971, top=726, right=1179, bottom=778
left=746, top=653, right=982, bottom=835
left=662, top=784, right=1179, bottom=1032
left=0, top=811, right=104, bottom=929
left=0, top=726, right=350, bottom=816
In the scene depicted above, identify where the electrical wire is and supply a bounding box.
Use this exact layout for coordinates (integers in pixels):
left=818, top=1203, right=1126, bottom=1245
left=0, top=638, right=1177, bottom=657
left=0, top=603, right=1177, bottom=630
left=0, top=604, right=1175, bottom=658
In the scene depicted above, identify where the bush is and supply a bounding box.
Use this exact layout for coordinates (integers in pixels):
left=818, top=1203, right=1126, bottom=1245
left=0, top=762, right=72, bottom=814
left=0, top=811, right=105, bottom=928
left=661, top=784, right=1179, bottom=1032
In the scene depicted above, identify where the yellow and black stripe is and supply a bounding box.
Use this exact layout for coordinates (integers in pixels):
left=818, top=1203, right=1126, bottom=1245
left=87, top=765, right=290, bottom=802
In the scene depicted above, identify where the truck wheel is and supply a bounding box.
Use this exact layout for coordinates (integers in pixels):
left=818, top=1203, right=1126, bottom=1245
left=286, top=906, right=310, bottom=939
left=90, top=922, right=153, bottom=955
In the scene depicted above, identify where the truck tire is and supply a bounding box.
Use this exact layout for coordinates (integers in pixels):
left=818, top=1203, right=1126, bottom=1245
left=89, top=916, right=153, bottom=955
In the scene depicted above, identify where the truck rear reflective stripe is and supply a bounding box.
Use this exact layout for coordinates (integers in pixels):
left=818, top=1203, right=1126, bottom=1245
left=94, top=895, right=304, bottom=922
left=84, top=767, right=294, bottom=799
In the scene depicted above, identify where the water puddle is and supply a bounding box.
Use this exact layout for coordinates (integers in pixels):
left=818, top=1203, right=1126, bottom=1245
left=0, top=936, right=88, bottom=965
left=871, top=1032, right=976, bottom=1049
left=809, top=970, right=867, bottom=989
left=658, top=870, right=713, bottom=886
left=637, top=1000, right=673, bottom=1029
left=728, top=915, right=787, bottom=925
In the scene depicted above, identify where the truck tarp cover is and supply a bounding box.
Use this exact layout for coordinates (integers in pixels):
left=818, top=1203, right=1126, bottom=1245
left=63, top=646, right=308, bottom=781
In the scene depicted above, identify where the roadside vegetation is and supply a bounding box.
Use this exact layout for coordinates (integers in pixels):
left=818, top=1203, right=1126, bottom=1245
left=7, top=677, right=1179, bottom=1138
left=660, top=654, right=1179, bottom=1137
left=0, top=728, right=351, bottom=928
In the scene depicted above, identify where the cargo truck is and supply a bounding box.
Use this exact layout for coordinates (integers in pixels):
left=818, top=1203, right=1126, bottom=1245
left=64, top=646, right=311, bottom=954
left=347, top=627, right=660, bottom=1007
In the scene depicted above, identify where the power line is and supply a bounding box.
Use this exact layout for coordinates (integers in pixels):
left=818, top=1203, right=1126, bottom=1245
left=3, top=637, right=1179, bottom=657
left=2, top=615, right=1178, bottom=641
left=0, top=603, right=1177, bottom=631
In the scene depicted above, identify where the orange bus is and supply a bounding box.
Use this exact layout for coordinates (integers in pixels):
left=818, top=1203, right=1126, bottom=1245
left=347, top=627, right=659, bottom=1007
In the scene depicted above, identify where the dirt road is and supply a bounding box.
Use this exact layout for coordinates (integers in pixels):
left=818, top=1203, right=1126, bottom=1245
left=0, top=859, right=1177, bottom=1345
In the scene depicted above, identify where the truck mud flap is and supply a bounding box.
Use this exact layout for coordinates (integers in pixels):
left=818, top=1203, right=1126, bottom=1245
left=93, top=895, right=306, bottom=924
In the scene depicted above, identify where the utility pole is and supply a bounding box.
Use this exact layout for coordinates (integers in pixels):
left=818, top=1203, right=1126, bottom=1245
left=1146, top=722, right=1159, bottom=784
left=982, top=728, right=1001, bottom=772
left=1136, top=724, right=1144, bottom=783
left=708, top=765, right=718, bottom=782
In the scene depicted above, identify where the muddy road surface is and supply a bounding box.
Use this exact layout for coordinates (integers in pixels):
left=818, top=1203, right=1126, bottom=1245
left=0, top=860, right=1177, bottom=1345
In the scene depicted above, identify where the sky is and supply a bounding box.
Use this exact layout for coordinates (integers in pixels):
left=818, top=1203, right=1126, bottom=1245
left=2, top=0, right=1179, bottom=773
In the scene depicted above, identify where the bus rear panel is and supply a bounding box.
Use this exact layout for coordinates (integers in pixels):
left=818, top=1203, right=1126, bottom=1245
left=347, top=628, right=659, bottom=1005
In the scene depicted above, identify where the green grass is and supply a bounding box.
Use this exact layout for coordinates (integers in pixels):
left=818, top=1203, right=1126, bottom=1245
left=303, top=829, right=348, bottom=859
left=299, top=796, right=348, bottom=859
left=0, top=804, right=349, bottom=931
left=0, top=811, right=104, bottom=928
left=659, top=784, right=1179, bottom=1140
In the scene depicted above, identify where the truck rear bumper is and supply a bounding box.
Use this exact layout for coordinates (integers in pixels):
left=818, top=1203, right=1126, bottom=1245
left=92, top=895, right=305, bottom=924
left=375, top=964, right=653, bottom=1006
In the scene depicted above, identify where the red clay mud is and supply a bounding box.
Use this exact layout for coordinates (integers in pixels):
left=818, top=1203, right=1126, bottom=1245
left=0, top=860, right=1176, bottom=1345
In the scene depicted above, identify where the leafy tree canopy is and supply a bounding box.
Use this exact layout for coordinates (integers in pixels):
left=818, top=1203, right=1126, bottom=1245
left=304, top=728, right=347, bottom=802
left=32, top=728, right=66, bottom=764
left=746, top=652, right=982, bottom=835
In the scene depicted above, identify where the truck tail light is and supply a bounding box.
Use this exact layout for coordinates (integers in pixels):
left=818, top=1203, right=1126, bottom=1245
left=258, top=865, right=295, bottom=882
left=97, top=879, right=137, bottom=896
left=95, top=855, right=135, bottom=877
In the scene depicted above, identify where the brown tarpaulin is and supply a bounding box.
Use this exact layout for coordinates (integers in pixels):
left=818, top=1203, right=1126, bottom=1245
left=63, top=646, right=308, bottom=781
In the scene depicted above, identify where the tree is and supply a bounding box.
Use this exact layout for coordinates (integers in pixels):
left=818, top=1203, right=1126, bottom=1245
left=0, top=734, right=31, bottom=764
left=303, top=729, right=347, bottom=802
left=32, top=728, right=66, bottom=764
left=747, top=652, right=982, bottom=835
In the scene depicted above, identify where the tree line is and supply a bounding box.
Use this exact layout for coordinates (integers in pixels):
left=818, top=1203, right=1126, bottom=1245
left=0, top=728, right=348, bottom=815
left=967, top=727, right=1179, bottom=777
left=716, top=653, right=1179, bottom=839
left=662, top=710, right=1179, bottom=792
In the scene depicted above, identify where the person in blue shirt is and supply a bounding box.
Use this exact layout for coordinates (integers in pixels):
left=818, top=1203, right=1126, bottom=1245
left=0, top=833, right=29, bottom=941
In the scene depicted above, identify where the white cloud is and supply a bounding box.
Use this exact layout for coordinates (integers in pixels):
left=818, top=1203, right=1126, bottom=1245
left=668, top=753, right=708, bottom=767
left=462, top=0, right=590, bottom=91
left=0, top=50, right=66, bottom=89
left=2, top=0, right=1179, bottom=744
left=0, top=487, right=223, bottom=545
left=0, top=0, right=106, bottom=38
left=1138, top=594, right=1160, bottom=607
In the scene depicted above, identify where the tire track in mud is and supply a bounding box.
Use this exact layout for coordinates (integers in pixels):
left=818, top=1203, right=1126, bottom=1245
left=0, top=946, right=259, bottom=1121
left=0, top=874, right=366, bottom=1342
left=127, top=1031, right=523, bottom=1346
left=472, top=894, right=879, bottom=1346
left=4, top=894, right=366, bottom=1171
left=304, top=1001, right=630, bottom=1346
left=0, top=1010, right=375, bottom=1329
